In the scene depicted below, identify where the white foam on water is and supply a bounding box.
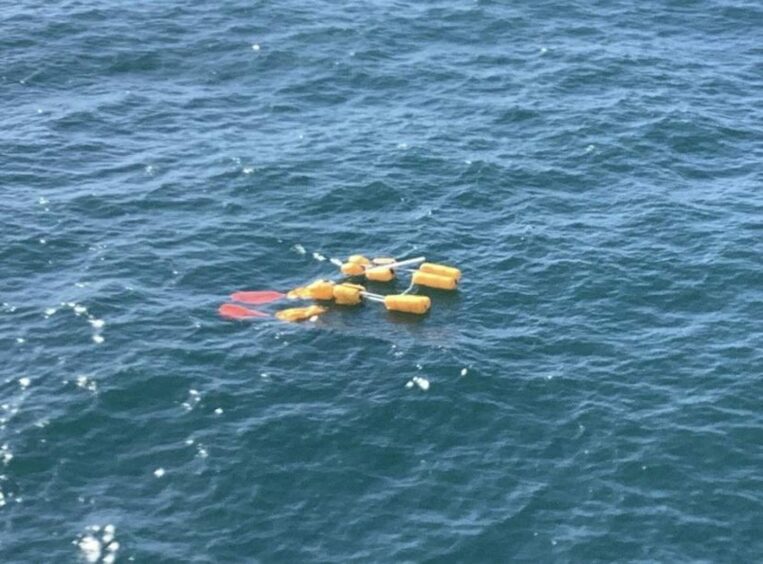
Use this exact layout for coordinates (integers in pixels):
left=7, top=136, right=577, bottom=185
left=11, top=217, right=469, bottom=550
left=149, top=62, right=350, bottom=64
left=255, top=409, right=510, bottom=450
left=75, top=524, right=118, bottom=563
left=251, top=43, right=260, bottom=51
left=38, top=197, right=49, bottom=205
left=153, top=467, right=165, bottom=478
left=405, top=380, right=414, bottom=389
left=44, top=307, right=57, bottom=317
left=89, top=319, right=105, bottom=329
left=312, top=252, right=326, bottom=261
left=76, top=375, right=97, bottom=393
left=1, top=444, right=13, bottom=465
left=102, top=524, right=115, bottom=545
left=197, top=444, right=209, bottom=459
left=39, top=238, right=47, bottom=245
left=74, top=304, right=87, bottom=316
left=293, top=244, right=306, bottom=255
left=183, top=389, right=201, bottom=411
left=0, top=490, right=5, bottom=507
left=15, top=338, right=25, bottom=344
left=18, top=377, right=30, bottom=389
left=412, top=376, right=430, bottom=391
left=330, top=257, right=343, bottom=267
left=214, top=408, right=223, bottom=415
left=243, top=167, right=254, bottom=174
left=77, top=535, right=101, bottom=563
left=92, top=335, right=104, bottom=344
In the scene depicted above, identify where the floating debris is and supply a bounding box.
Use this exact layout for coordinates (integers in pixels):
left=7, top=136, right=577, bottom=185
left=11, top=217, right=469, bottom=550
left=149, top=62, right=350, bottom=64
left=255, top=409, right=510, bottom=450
left=153, top=467, right=165, bottom=478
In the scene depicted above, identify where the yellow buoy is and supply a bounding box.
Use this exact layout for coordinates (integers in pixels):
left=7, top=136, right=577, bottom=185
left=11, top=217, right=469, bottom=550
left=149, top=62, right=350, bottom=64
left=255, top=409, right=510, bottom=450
left=287, top=286, right=311, bottom=299
left=287, top=279, right=335, bottom=300
left=384, top=294, right=431, bottom=314
left=412, top=270, right=458, bottom=290
left=348, top=255, right=371, bottom=265
left=333, top=283, right=364, bottom=305
left=365, top=267, right=395, bottom=282
left=275, top=305, right=327, bottom=322
left=341, top=262, right=366, bottom=276
left=420, top=262, right=461, bottom=281
left=306, top=279, right=335, bottom=300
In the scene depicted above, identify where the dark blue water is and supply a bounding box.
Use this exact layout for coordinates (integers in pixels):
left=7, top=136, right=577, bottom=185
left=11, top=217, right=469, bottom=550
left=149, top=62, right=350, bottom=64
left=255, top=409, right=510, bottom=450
left=2, top=1, right=762, bottom=561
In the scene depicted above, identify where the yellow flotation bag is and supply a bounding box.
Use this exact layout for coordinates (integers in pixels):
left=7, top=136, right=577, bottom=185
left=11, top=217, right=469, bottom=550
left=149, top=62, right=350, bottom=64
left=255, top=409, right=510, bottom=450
left=412, top=270, right=458, bottom=290
left=365, top=267, right=395, bottom=282
left=420, top=262, right=461, bottom=281
left=275, top=305, right=327, bottom=322
left=340, top=262, right=366, bottom=276
left=348, top=255, right=371, bottom=265
left=287, top=280, right=335, bottom=300
left=384, top=294, right=431, bottom=314
left=333, top=283, right=365, bottom=305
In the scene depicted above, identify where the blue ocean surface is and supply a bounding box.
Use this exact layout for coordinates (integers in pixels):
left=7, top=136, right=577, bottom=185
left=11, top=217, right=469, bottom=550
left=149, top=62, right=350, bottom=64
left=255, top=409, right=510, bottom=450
left=1, top=0, right=761, bottom=561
